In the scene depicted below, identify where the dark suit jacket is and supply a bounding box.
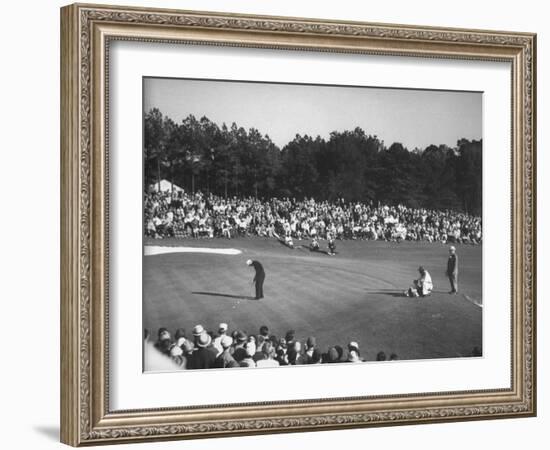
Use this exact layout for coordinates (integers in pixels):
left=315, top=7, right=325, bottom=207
left=251, top=261, right=265, bottom=280
left=447, top=254, right=458, bottom=275
left=188, top=347, right=217, bottom=370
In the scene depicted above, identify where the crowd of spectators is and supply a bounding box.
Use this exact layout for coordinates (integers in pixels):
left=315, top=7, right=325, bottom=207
left=144, top=189, right=482, bottom=244
left=144, top=323, right=399, bottom=371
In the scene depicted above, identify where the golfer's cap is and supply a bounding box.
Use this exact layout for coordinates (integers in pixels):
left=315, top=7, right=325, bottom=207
left=246, top=259, right=252, bottom=265
left=449, top=246, right=456, bottom=252
left=218, top=323, right=228, bottom=332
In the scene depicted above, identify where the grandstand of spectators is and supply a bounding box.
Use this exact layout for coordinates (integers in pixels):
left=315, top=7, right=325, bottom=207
left=144, top=189, right=482, bottom=244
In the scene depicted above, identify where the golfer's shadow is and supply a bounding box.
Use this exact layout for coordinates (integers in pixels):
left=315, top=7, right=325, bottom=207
left=192, top=291, right=257, bottom=301
left=367, top=290, right=405, bottom=298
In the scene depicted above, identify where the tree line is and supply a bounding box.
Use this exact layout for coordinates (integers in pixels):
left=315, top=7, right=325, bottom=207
left=144, top=108, right=482, bottom=215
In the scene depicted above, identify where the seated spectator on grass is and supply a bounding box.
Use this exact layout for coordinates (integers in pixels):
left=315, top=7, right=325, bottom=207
left=376, top=351, right=387, bottom=361
left=404, top=266, right=433, bottom=297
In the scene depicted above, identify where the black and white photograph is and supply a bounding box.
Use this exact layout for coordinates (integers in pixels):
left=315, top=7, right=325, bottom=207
left=142, top=77, right=483, bottom=372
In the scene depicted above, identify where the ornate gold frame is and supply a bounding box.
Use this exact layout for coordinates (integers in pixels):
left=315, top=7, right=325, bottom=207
left=60, top=3, right=536, bottom=446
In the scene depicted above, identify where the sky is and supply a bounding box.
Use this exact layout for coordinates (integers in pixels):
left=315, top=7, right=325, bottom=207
left=143, top=77, right=482, bottom=150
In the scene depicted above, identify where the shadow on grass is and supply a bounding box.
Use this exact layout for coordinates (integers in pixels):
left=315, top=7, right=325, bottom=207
left=365, top=289, right=450, bottom=298
left=367, top=290, right=407, bottom=298
left=192, top=291, right=257, bottom=300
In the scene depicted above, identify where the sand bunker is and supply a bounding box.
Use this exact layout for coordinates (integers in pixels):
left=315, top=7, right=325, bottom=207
left=144, top=245, right=242, bottom=256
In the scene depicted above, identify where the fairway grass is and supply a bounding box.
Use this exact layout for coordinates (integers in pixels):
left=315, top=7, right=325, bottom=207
left=144, top=237, right=482, bottom=363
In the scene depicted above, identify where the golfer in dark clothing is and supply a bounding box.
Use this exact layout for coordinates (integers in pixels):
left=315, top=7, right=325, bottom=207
left=247, top=259, right=265, bottom=299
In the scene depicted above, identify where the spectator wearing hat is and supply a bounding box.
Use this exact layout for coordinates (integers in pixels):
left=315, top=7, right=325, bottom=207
left=188, top=332, right=217, bottom=370
left=214, top=336, right=239, bottom=368
left=232, top=330, right=248, bottom=363
left=192, top=324, right=205, bottom=344
left=246, top=259, right=265, bottom=300
left=212, top=323, right=229, bottom=356
left=446, top=245, right=459, bottom=294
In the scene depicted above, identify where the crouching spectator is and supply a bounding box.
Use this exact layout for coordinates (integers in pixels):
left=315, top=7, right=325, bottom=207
left=404, top=266, right=433, bottom=297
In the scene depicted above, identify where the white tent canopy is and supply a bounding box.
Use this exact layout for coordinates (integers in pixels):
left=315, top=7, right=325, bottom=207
left=149, top=179, right=184, bottom=193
